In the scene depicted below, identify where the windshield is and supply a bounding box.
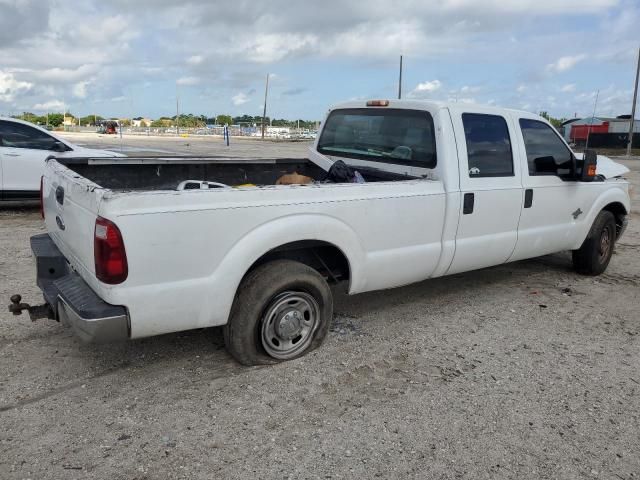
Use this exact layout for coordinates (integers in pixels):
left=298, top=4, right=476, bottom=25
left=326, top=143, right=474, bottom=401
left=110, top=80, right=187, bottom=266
left=317, top=108, right=437, bottom=168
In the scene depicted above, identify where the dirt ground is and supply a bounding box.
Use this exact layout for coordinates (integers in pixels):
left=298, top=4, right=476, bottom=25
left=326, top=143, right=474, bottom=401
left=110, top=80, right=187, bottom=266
left=1, top=139, right=639, bottom=479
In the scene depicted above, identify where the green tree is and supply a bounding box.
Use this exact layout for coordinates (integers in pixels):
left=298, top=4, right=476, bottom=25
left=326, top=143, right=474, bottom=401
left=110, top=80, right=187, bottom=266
left=151, top=117, right=173, bottom=128
left=79, top=115, right=104, bottom=126
left=539, top=111, right=565, bottom=129
left=216, top=114, right=233, bottom=126
left=47, top=113, right=65, bottom=127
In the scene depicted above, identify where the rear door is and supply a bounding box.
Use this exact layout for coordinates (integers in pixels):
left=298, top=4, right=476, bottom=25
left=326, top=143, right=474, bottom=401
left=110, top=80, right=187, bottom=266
left=447, top=109, right=523, bottom=274
left=0, top=120, right=60, bottom=199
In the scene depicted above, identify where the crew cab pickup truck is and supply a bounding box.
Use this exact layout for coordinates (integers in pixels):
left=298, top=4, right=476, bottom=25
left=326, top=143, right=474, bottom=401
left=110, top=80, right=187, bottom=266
left=10, top=100, right=631, bottom=365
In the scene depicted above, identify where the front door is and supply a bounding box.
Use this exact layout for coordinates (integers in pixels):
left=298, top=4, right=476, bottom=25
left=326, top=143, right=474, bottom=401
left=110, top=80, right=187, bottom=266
left=447, top=110, right=523, bottom=275
left=509, top=117, right=586, bottom=261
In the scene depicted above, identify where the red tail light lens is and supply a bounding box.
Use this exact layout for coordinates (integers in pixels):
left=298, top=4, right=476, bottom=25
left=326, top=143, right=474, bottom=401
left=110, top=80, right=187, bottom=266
left=40, top=176, right=45, bottom=219
left=94, top=216, right=128, bottom=284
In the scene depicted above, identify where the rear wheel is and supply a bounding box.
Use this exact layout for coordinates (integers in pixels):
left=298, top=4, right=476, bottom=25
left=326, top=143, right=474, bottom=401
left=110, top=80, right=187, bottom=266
left=224, top=260, right=333, bottom=365
left=572, top=210, right=616, bottom=276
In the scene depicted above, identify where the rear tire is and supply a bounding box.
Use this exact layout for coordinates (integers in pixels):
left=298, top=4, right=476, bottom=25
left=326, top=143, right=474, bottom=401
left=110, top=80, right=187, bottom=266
left=223, top=260, right=333, bottom=366
left=572, top=210, right=616, bottom=276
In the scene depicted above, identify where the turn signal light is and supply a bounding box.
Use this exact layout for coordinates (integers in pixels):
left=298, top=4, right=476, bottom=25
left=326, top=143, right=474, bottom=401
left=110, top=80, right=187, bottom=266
left=94, top=216, right=128, bottom=284
left=366, top=100, right=390, bottom=107
left=587, top=164, right=597, bottom=177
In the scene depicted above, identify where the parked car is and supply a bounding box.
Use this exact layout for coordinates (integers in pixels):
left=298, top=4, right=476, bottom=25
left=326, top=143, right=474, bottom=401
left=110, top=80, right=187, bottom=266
left=11, top=100, right=630, bottom=365
left=0, top=117, right=125, bottom=201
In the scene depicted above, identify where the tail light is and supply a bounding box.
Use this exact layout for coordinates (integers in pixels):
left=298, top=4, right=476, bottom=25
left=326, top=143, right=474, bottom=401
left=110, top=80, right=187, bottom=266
left=94, top=216, right=128, bottom=284
left=39, top=176, right=45, bottom=219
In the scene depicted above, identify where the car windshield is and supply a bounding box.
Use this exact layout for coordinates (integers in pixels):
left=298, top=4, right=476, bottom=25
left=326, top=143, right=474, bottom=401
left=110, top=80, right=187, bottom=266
left=317, top=108, right=437, bottom=168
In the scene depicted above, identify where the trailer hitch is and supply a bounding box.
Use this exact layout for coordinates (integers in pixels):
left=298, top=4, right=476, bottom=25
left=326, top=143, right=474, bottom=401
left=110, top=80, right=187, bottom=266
left=8, top=295, right=55, bottom=321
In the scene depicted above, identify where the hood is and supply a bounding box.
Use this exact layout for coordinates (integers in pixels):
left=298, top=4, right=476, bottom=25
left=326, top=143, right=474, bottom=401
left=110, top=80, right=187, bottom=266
left=573, top=152, right=629, bottom=179
left=60, top=145, right=127, bottom=158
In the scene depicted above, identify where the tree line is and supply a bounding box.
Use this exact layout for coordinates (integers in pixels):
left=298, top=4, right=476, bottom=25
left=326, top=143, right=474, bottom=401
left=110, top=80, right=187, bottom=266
left=12, top=112, right=319, bottom=130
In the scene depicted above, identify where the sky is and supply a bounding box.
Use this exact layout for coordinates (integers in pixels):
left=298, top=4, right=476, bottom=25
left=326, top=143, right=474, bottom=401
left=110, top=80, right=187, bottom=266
left=0, top=0, right=639, bottom=121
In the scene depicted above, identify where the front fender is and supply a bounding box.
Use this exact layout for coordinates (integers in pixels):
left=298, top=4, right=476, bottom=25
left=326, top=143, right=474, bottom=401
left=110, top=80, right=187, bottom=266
left=572, top=183, right=630, bottom=249
left=205, top=213, right=366, bottom=326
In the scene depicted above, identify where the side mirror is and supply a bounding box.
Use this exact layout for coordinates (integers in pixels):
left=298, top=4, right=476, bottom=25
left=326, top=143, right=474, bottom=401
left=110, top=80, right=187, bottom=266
left=580, top=149, right=597, bottom=182
left=52, top=141, right=67, bottom=152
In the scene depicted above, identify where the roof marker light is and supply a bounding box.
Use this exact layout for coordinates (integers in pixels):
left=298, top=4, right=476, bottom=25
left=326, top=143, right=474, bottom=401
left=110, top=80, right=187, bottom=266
left=366, top=100, right=390, bottom=107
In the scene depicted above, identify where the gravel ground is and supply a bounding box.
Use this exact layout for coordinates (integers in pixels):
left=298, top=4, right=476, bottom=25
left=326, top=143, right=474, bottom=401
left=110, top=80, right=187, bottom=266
left=1, top=139, right=639, bottom=479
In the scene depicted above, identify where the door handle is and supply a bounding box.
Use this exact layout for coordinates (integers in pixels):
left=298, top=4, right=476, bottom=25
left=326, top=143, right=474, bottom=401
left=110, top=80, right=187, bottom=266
left=4, top=153, right=19, bottom=157
left=524, top=189, right=533, bottom=208
left=463, top=193, right=475, bottom=215
left=55, top=186, right=64, bottom=205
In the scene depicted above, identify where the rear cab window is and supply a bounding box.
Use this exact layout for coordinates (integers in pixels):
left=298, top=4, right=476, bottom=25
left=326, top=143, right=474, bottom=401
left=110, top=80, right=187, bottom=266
left=317, top=108, right=437, bottom=169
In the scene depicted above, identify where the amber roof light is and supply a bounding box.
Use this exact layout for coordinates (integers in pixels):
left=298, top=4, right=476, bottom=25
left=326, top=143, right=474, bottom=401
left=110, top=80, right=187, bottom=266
left=366, top=100, right=390, bottom=107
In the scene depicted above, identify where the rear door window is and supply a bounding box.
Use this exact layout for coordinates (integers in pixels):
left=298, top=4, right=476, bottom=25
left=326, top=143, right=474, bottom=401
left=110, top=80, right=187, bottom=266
left=462, top=113, right=514, bottom=177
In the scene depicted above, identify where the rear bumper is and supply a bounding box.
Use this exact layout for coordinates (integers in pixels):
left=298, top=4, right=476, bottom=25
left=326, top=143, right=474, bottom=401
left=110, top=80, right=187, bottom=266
left=31, top=233, right=129, bottom=343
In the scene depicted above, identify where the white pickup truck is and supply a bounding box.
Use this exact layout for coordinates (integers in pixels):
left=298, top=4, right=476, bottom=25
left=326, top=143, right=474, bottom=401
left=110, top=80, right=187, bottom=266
left=10, top=100, right=631, bottom=365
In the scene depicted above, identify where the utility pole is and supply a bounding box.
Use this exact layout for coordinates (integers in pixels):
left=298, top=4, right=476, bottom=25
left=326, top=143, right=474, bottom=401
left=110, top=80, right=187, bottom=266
left=398, top=55, right=403, bottom=99
left=176, top=86, right=180, bottom=136
left=626, top=46, right=640, bottom=157
left=261, top=73, right=270, bottom=140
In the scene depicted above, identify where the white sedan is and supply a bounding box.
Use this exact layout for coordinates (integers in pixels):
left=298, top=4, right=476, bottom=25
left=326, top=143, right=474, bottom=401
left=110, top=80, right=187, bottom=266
left=0, top=117, right=125, bottom=201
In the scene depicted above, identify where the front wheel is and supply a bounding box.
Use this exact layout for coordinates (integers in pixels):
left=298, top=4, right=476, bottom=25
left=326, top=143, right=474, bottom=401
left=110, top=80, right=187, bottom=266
left=572, top=210, right=616, bottom=276
left=224, top=260, right=333, bottom=365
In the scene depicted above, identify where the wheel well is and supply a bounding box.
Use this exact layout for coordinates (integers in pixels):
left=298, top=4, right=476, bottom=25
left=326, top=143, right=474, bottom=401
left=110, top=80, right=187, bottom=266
left=248, top=241, right=351, bottom=287
left=602, top=202, right=627, bottom=238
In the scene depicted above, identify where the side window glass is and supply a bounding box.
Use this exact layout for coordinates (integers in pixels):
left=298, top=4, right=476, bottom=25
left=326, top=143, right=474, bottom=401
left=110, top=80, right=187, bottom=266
left=519, top=119, right=573, bottom=177
left=462, top=113, right=514, bottom=177
left=0, top=121, right=58, bottom=150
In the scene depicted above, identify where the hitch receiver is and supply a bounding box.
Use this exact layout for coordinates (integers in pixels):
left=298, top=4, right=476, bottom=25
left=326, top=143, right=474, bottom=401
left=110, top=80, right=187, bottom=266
left=8, top=295, right=55, bottom=321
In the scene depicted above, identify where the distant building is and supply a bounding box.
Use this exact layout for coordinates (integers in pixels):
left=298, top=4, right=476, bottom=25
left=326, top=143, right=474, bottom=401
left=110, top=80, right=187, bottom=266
left=132, top=117, right=152, bottom=127
left=568, top=115, right=640, bottom=147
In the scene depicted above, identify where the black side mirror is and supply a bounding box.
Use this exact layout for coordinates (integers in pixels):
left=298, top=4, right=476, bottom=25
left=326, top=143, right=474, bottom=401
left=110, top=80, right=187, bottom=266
left=52, top=141, right=67, bottom=152
left=580, top=149, right=597, bottom=182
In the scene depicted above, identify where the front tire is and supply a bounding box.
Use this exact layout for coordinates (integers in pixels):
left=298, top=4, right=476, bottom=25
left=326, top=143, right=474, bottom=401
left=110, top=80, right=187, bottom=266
left=223, top=260, right=333, bottom=365
left=572, top=210, right=616, bottom=276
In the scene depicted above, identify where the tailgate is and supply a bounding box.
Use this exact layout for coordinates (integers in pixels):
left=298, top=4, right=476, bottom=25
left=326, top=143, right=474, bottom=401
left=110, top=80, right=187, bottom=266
left=43, top=159, right=105, bottom=286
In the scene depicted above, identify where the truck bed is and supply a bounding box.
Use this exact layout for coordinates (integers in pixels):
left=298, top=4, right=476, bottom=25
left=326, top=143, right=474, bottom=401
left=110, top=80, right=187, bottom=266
left=58, top=156, right=415, bottom=191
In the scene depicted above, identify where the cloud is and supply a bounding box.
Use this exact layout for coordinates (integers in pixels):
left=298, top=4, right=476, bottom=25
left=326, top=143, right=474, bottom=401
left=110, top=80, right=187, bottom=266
left=415, top=80, right=442, bottom=93
left=32, top=100, right=65, bottom=111
left=282, top=87, right=306, bottom=96
left=460, top=85, right=481, bottom=94
left=0, top=71, right=33, bottom=102
left=0, top=0, right=50, bottom=47
left=517, top=85, right=527, bottom=93
left=232, top=92, right=250, bottom=105
left=177, top=76, right=200, bottom=86
left=561, top=83, right=576, bottom=92
left=187, top=55, right=204, bottom=66
left=546, top=54, right=587, bottom=73
left=72, top=81, right=91, bottom=99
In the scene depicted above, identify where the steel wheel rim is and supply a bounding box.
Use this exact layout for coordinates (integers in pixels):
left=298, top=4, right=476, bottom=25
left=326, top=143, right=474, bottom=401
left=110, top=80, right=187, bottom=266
left=598, top=227, right=612, bottom=262
left=261, top=291, right=320, bottom=360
